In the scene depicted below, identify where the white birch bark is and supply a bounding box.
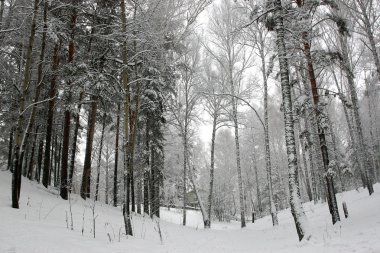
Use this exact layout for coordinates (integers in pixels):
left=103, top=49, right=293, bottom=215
left=273, top=0, right=309, bottom=241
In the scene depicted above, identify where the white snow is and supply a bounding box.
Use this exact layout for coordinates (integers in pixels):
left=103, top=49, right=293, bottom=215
left=1, top=170, right=380, bottom=253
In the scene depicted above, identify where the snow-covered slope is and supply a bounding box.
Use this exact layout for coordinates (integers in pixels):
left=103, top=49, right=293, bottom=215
left=1, top=170, right=380, bottom=253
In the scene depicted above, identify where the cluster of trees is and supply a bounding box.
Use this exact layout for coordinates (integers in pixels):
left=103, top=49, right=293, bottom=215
left=0, top=0, right=379, bottom=242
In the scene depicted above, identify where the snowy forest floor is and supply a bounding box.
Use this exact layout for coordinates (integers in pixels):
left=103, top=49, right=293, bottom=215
left=1, top=171, right=380, bottom=253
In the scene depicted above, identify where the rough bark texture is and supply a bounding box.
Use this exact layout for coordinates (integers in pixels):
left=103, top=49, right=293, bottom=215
left=327, top=114, right=345, bottom=192
left=27, top=126, right=39, bottom=179
left=365, top=79, right=379, bottom=182
left=205, top=112, right=217, bottom=228
left=229, top=60, right=246, bottom=228
left=340, top=34, right=374, bottom=195
left=120, top=0, right=132, bottom=236
left=42, top=43, right=60, bottom=188
left=296, top=0, right=340, bottom=221
left=7, top=128, right=14, bottom=172
left=60, top=6, right=78, bottom=200
left=95, top=113, right=106, bottom=201
left=273, top=0, right=309, bottom=241
left=12, top=0, right=39, bottom=208
left=182, top=134, right=187, bottom=226
left=69, top=91, right=84, bottom=188
left=36, top=139, right=43, bottom=182
left=80, top=99, right=98, bottom=199
left=262, top=44, right=278, bottom=226
left=113, top=104, right=120, bottom=207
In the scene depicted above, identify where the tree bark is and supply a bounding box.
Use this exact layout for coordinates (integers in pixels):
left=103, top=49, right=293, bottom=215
left=42, top=42, right=60, bottom=188
left=113, top=104, right=120, bottom=207
left=182, top=134, right=187, bottom=226
left=273, top=0, right=309, bottom=241
left=296, top=1, right=340, bottom=221
left=95, top=113, right=107, bottom=201
left=12, top=0, right=39, bottom=208
left=35, top=139, right=43, bottom=182
left=339, top=34, right=374, bottom=194
left=251, top=134, right=262, bottom=217
left=69, top=91, right=84, bottom=189
left=60, top=4, right=78, bottom=200
left=7, top=128, right=14, bottom=172
left=27, top=126, right=39, bottom=180
left=230, top=71, right=246, bottom=228
left=120, top=0, right=132, bottom=236
left=365, top=78, right=379, bottom=182
left=80, top=98, right=98, bottom=199
left=261, top=43, right=278, bottom=226
left=205, top=112, right=217, bottom=228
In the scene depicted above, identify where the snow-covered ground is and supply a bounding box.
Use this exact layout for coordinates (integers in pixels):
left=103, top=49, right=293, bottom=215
left=1, top=170, right=380, bottom=253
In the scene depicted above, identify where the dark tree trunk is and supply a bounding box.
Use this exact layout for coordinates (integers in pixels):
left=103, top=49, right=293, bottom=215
left=69, top=91, right=84, bottom=189
left=53, top=135, right=58, bottom=186
left=251, top=134, right=262, bottom=217
left=295, top=0, right=340, bottom=222
left=150, top=147, right=156, bottom=218
left=7, top=128, right=14, bottom=172
left=95, top=113, right=106, bottom=201
left=42, top=43, right=60, bottom=188
left=80, top=99, right=98, bottom=199
left=49, top=137, right=54, bottom=186
left=57, top=142, right=62, bottom=187
left=35, top=139, right=44, bottom=182
left=120, top=0, right=133, bottom=236
left=144, top=120, right=150, bottom=215
left=205, top=112, right=218, bottom=228
left=12, top=0, right=40, bottom=209
left=143, top=170, right=150, bottom=215
left=27, top=126, right=39, bottom=179
left=60, top=6, right=78, bottom=200
left=113, top=104, right=120, bottom=207
left=136, top=180, right=142, bottom=214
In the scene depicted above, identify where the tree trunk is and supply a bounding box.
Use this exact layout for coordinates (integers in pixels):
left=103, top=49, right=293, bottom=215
left=188, top=158, right=207, bottom=227
left=205, top=112, right=218, bottom=228
left=7, top=128, right=14, bottom=172
left=332, top=72, right=363, bottom=188
left=95, top=113, right=107, bottom=201
left=136, top=180, right=141, bottom=214
left=182, top=134, right=187, bottom=226
left=42, top=42, right=60, bottom=188
left=262, top=46, right=278, bottom=226
left=0, top=0, right=4, bottom=32
left=327, top=114, right=345, bottom=192
left=105, top=146, right=110, bottom=204
left=299, top=21, right=340, bottom=223
left=113, top=104, right=120, bottom=207
left=21, top=0, right=49, bottom=170
left=143, top=170, right=150, bottom=215
left=229, top=73, right=246, bottom=228
left=273, top=0, right=309, bottom=241
left=53, top=135, right=58, bottom=187
left=69, top=91, right=84, bottom=189
left=80, top=99, right=98, bottom=199
left=365, top=78, right=379, bottom=182
left=27, top=126, right=39, bottom=180
left=12, top=0, right=39, bottom=208
left=120, top=0, right=132, bottom=236
left=60, top=5, right=78, bottom=200
left=340, top=34, right=374, bottom=194
left=35, top=139, right=43, bottom=182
